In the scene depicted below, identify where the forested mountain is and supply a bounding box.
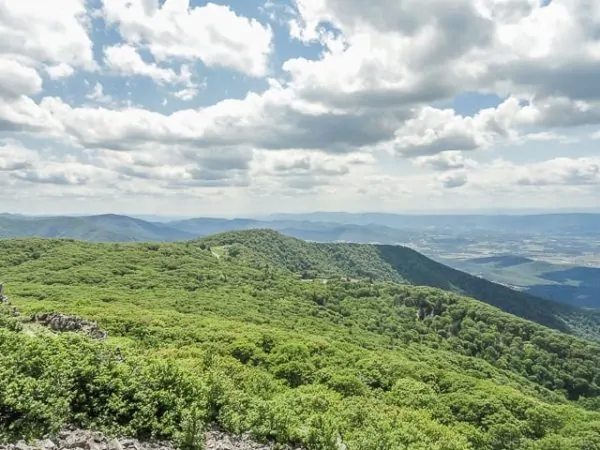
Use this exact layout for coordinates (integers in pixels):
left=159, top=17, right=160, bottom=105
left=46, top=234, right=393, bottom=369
left=0, top=214, right=600, bottom=326
left=0, top=214, right=193, bottom=242
left=1, top=231, right=600, bottom=449
left=202, top=230, right=600, bottom=341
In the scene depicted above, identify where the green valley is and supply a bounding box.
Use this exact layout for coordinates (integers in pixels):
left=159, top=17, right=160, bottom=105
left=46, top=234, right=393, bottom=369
left=1, top=231, right=600, bottom=449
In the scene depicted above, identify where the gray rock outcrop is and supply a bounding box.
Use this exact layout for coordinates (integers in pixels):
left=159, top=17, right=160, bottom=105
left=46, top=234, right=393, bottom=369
left=0, top=282, right=8, bottom=304
left=29, top=313, right=107, bottom=340
left=0, top=428, right=300, bottom=450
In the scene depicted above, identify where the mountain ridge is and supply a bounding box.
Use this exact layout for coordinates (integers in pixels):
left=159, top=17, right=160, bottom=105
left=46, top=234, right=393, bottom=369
left=199, top=229, right=600, bottom=341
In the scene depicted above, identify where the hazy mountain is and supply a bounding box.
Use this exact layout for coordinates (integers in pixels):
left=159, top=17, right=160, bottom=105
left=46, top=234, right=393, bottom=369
left=0, top=214, right=194, bottom=242
left=266, top=212, right=600, bottom=235
left=170, top=217, right=411, bottom=243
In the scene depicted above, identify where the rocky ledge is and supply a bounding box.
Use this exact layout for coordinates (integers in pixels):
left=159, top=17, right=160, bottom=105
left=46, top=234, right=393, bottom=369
left=0, top=428, right=299, bottom=450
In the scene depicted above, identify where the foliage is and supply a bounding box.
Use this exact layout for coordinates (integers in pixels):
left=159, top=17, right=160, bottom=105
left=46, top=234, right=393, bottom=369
left=1, top=232, right=600, bottom=449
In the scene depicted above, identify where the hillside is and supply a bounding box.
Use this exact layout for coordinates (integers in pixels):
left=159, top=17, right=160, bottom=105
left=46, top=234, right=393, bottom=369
left=1, top=232, right=600, bottom=449
left=442, top=255, right=600, bottom=309
left=201, top=230, right=600, bottom=341
left=0, top=214, right=193, bottom=242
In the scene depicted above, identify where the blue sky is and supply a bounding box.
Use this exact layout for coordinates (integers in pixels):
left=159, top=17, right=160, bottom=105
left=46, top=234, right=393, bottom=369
left=0, top=0, right=599, bottom=216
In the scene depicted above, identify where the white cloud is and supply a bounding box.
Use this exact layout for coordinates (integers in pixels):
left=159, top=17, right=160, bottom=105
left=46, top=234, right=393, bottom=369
left=438, top=172, right=468, bottom=189
left=0, top=59, right=43, bottom=98
left=0, top=140, right=38, bottom=171
left=86, top=82, right=113, bottom=104
left=514, top=158, right=600, bottom=187
left=104, top=44, right=195, bottom=87
left=415, top=151, right=478, bottom=172
left=102, top=0, right=273, bottom=77
left=0, top=0, right=95, bottom=72
left=46, top=63, right=76, bottom=80
left=172, top=84, right=205, bottom=102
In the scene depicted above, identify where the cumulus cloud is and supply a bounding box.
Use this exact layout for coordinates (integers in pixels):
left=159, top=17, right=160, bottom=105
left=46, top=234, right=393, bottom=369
left=104, top=44, right=196, bottom=87
left=1, top=0, right=600, bottom=213
left=415, top=151, right=478, bottom=172
left=101, top=0, right=273, bottom=77
left=0, top=0, right=95, bottom=72
left=0, top=59, right=43, bottom=99
left=438, top=172, right=468, bottom=189
left=515, top=158, right=600, bottom=187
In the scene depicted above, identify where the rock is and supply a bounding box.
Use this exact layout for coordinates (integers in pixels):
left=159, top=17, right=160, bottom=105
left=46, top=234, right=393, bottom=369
left=62, top=433, right=89, bottom=449
left=106, top=440, right=122, bottom=450
left=29, top=313, right=107, bottom=340
left=3, top=428, right=301, bottom=450
left=39, top=439, right=57, bottom=449
left=15, top=441, right=30, bottom=450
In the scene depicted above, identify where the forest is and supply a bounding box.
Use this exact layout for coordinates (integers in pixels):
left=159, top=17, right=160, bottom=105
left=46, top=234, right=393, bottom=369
left=1, top=231, right=600, bottom=449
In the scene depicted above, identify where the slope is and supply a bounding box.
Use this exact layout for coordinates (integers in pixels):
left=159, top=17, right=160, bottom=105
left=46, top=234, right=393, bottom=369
left=201, top=230, right=600, bottom=341
left=1, top=235, right=600, bottom=449
left=0, top=214, right=193, bottom=242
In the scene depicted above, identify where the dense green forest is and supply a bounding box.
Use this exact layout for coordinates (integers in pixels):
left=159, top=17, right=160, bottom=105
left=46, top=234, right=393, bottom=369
left=202, top=230, right=600, bottom=341
left=1, top=231, right=600, bottom=449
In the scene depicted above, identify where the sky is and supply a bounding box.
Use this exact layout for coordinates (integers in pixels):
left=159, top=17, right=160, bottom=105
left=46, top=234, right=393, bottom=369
left=0, top=0, right=599, bottom=217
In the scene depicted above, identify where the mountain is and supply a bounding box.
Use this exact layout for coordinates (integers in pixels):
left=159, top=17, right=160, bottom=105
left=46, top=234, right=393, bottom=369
left=1, top=230, right=600, bottom=449
left=201, top=230, right=600, bottom=341
left=0, top=214, right=194, bottom=242
left=170, top=217, right=409, bottom=243
left=0, top=214, right=412, bottom=244
left=266, top=212, right=600, bottom=236
left=442, top=255, right=600, bottom=309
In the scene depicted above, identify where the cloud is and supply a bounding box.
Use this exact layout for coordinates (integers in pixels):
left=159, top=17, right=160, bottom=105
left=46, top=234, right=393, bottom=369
left=0, top=0, right=95, bottom=72
left=0, top=141, right=38, bottom=171
left=86, top=82, right=113, bottom=104
left=415, top=151, right=478, bottom=171
left=45, top=63, right=76, bottom=80
left=438, top=172, right=468, bottom=189
left=2, top=0, right=600, bottom=214
left=0, top=59, right=43, bottom=98
left=101, top=0, right=273, bottom=77
left=104, top=44, right=195, bottom=87
left=515, top=158, right=600, bottom=187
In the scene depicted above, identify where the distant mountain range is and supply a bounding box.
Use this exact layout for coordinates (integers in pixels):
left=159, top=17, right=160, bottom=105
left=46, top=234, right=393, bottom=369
left=265, top=212, right=600, bottom=235
left=0, top=213, right=415, bottom=244
left=0, top=214, right=194, bottom=242
left=4, top=212, right=600, bottom=241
